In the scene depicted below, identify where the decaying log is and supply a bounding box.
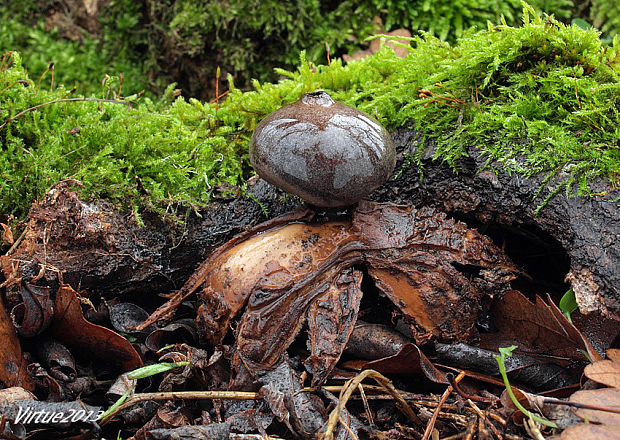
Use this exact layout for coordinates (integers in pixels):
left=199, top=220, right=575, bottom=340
left=1, top=127, right=618, bottom=321
left=375, top=128, right=620, bottom=320
left=0, top=178, right=299, bottom=299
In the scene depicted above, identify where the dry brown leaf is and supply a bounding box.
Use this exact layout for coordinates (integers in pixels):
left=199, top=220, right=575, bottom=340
left=52, top=284, right=143, bottom=371
left=0, top=296, right=34, bottom=390
left=0, top=222, right=14, bottom=245
left=561, top=349, right=620, bottom=439
left=481, top=290, right=602, bottom=362
left=608, top=348, right=620, bottom=362
left=570, top=388, right=620, bottom=426
left=561, top=424, right=620, bottom=440
left=585, top=358, right=620, bottom=389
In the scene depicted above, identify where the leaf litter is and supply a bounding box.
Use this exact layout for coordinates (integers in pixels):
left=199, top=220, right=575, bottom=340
left=0, top=189, right=619, bottom=439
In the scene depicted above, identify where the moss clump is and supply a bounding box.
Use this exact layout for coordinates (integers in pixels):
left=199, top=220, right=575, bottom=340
left=229, top=5, right=620, bottom=201
left=0, top=2, right=148, bottom=98
left=0, top=53, right=247, bottom=222
left=1, top=6, right=618, bottom=224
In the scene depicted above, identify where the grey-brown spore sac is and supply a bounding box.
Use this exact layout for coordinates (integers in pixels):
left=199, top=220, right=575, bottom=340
left=249, top=91, right=396, bottom=207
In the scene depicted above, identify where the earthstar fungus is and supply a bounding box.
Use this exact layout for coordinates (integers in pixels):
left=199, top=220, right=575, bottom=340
left=148, top=201, right=519, bottom=385
left=140, top=96, right=518, bottom=386
left=249, top=91, right=396, bottom=207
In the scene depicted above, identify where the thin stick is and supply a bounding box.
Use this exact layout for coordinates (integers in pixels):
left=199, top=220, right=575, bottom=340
left=99, top=390, right=260, bottom=424
left=542, top=396, right=620, bottom=414
left=421, top=371, right=465, bottom=440
left=0, top=79, right=30, bottom=95
left=208, top=90, right=230, bottom=104
left=358, top=383, right=376, bottom=435
left=447, top=373, right=496, bottom=404
left=319, top=370, right=422, bottom=440
left=338, top=415, right=358, bottom=440
left=0, top=98, right=134, bottom=131
left=464, top=421, right=476, bottom=440
left=467, top=399, right=503, bottom=440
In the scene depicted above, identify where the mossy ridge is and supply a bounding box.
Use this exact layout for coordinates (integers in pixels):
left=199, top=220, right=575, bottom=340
left=1, top=7, right=619, bottom=224
left=0, top=53, right=248, bottom=223
left=231, top=6, right=619, bottom=200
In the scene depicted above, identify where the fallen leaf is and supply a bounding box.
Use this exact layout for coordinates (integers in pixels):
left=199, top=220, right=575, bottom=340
left=481, top=290, right=603, bottom=362
left=560, top=349, right=620, bottom=438
left=36, top=337, right=76, bottom=382
left=51, top=284, right=143, bottom=371
left=584, top=354, right=620, bottom=389
left=11, top=282, right=53, bottom=337
left=0, top=222, right=14, bottom=245
left=0, top=297, right=34, bottom=390
left=571, top=388, right=620, bottom=426
left=561, top=424, right=620, bottom=440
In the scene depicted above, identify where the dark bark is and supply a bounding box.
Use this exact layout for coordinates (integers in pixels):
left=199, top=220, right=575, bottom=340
left=2, top=127, right=618, bottom=320
left=374, top=128, right=620, bottom=320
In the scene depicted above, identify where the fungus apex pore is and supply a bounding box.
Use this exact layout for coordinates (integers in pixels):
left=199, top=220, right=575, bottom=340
left=249, top=91, right=396, bottom=207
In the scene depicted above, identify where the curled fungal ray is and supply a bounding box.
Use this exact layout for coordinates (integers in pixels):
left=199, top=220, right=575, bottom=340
left=184, top=201, right=520, bottom=383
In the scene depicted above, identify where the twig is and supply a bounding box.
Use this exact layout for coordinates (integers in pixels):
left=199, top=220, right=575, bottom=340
left=447, top=372, right=497, bottom=404
left=4, top=227, right=27, bottom=257
left=464, top=421, right=476, bottom=440
left=338, top=415, right=358, bottom=440
left=421, top=371, right=465, bottom=440
left=0, top=98, right=134, bottom=131
left=319, top=370, right=422, bottom=440
left=208, top=90, right=230, bottom=104
left=467, top=399, right=504, bottom=440
left=357, top=383, right=380, bottom=437
left=99, top=390, right=260, bottom=424
left=541, top=396, right=620, bottom=414
left=0, top=79, right=30, bottom=95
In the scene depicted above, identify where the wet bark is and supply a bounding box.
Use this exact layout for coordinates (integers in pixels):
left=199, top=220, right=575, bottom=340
left=1, top=127, right=618, bottom=320
left=374, top=128, right=620, bottom=320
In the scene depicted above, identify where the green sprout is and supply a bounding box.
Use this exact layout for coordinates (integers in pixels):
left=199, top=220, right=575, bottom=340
left=99, top=361, right=192, bottom=421
left=559, top=289, right=578, bottom=323
left=494, top=346, right=558, bottom=429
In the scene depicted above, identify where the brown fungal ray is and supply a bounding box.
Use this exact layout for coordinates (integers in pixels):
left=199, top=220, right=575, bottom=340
left=192, top=199, right=519, bottom=382
left=138, top=206, right=314, bottom=331
left=196, top=221, right=362, bottom=348
left=353, top=200, right=519, bottom=342
left=233, top=256, right=361, bottom=373
left=304, top=268, right=364, bottom=385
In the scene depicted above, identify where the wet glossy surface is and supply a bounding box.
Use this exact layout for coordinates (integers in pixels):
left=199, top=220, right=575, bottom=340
left=192, top=201, right=519, bottom=383
left=250, top=92, right=396, bottom=207
left=196, top=220, right=361, bottom=346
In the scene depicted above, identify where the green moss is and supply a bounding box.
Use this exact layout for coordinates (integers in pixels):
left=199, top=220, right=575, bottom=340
left=591, top=0, right=620, bottom=41
left=1, top=5, right=618, bottom=224
left=0, top=3, right=148, bottom=98
left=68, top=0, right=576, bottom=98
left=0, top=53, right=247, bottom=221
